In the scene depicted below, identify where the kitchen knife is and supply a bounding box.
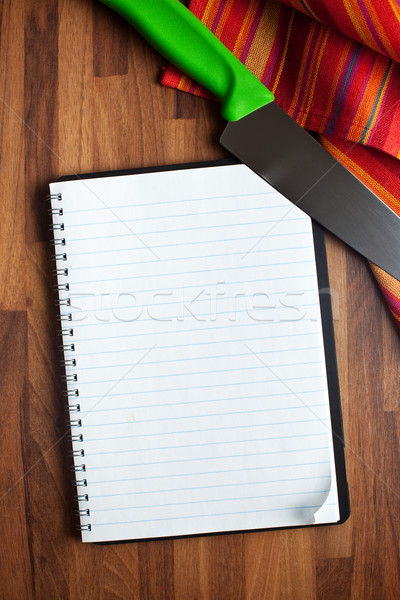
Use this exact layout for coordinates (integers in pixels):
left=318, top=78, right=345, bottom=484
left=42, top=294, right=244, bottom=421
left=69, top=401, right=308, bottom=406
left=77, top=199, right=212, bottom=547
left=100, top=0, right=400, bottom=280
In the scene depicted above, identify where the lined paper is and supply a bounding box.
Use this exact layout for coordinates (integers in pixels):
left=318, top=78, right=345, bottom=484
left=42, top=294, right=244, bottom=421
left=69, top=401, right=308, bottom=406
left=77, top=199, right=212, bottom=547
left=50, top=164, right=339, bottom=543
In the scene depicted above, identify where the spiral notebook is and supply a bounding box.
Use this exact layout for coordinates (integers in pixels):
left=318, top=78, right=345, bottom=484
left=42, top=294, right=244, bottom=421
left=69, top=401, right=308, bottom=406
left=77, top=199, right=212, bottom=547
left=49, top=160, right=349, bottom=543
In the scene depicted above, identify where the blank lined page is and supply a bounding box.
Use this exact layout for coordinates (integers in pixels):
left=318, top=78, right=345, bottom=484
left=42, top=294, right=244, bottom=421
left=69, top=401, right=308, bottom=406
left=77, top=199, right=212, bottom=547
left=50, top=163, right=340, bottom=543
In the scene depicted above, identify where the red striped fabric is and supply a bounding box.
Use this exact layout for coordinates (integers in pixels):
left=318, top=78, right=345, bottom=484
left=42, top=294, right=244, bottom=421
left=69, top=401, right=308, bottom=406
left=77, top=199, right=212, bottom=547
left=161, top=0, right=400, bottom=327
left=281, top=0, right=400, bottom=61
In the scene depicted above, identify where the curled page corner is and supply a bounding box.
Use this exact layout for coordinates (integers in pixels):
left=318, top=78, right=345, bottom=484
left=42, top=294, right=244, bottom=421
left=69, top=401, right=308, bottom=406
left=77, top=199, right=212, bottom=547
left=308, top=460, right=339, bottom=525
left=301, top=473, right=333, bottom=526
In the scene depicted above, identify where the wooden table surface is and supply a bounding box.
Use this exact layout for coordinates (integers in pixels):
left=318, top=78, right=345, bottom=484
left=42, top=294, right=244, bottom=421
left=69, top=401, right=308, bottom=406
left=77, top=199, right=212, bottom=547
left=1, top=1, right=400, bottom=598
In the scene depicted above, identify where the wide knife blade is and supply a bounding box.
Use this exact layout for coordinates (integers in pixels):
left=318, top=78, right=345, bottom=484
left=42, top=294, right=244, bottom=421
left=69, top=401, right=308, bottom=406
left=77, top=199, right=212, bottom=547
left=221, top=102, right=400, bottom=280
left=101, top=0, right=400, bottom=279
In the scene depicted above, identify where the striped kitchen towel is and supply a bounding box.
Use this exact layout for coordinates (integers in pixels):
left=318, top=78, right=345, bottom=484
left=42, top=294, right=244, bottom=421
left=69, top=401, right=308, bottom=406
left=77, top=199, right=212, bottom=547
left=161, top=0, right=400, bottom=326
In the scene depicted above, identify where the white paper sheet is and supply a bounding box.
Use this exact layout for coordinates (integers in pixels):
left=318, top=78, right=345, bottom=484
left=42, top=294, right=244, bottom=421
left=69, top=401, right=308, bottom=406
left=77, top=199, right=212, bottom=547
left=50, top=164, right=340, bottom=543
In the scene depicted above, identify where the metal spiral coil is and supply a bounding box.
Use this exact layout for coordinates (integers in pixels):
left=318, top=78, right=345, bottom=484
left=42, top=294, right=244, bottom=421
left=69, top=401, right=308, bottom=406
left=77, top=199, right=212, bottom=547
left=54, top=267, right=69, bottom=277
left=50, top=237, right=66, bottom=246
left=61, top=327, right=74, bottom=337
left=57, top=313, right=72, bottom=322
left=49, top=191, right=91, bottom=534
left=47, top=192, right=62, bottom=202
left=50, top=223, right=65, bottom=231
left=75, top=508, right=90, bottom=517
left=48, top=207, right=63, bottom=216
left=75, top=479, right=87, bottom=487
left=61, top=343, right=75, bottom=352
left=57, top=297, right=71, bottom=306
left=66, top=404, right=81, bottom=413
left=62, top=373, right=78, bottom=382
left=55, top=282, right=69, bottom=292
left=69, top=448, right=84, bottom=457
left=71, top=464, right=86, bottom=472
left=64, top=389, right=79, bottom=398
left=75, top=494, right=89, bottom=502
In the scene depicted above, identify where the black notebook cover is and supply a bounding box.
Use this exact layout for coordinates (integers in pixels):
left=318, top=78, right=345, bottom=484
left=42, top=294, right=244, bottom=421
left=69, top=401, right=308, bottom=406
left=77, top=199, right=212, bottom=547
left=54, top=159, right=349, bottom=542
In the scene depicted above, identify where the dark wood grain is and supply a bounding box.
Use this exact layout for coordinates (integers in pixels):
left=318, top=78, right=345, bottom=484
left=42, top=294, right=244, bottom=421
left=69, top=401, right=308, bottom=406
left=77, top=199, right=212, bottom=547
left=93, top=2, right=129, bottom=77
left=24, top=0, right=59, bottom=244
left=0, top=312, right=32, bottom=599
left=1, top=1, right=400, bottom=598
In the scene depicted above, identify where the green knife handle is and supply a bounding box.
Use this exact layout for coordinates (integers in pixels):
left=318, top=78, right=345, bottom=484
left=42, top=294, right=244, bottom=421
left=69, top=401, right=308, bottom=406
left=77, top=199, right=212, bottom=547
left=99, top=0, right=274, bottom=121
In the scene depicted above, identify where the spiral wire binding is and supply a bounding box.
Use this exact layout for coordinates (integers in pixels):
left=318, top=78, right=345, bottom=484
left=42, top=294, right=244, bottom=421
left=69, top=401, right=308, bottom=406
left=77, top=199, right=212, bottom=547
left=49, top=191, right=91, bottom=534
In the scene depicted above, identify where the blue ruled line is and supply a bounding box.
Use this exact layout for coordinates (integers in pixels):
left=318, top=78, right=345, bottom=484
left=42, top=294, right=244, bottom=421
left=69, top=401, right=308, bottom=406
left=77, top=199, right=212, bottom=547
left=65, top=217, right=306, bottom=243
left=65, top=190, right=274, bottom=213
left=80, top=374, right=325, bottom=399
left=68, top=245, right=313, bottom=271
left=84, top=430, right=327, bottom=456
left=87, top=460, right=331, bottom=484
left=66, top=231, right=311, bottom=257
left=71, top=303, right=316, bottom=329
left=75, top=346, right=321, bottom=371
left=70, top=289, right=316, bottom=316
left=90, top=488, right=334, bottom=512
left=68, top=273, right=315, bottom=300
left=92, top=503, right=337, bottom=526
left=76, top=360, right=324, bottom=387
left=82, top=417, right=328, bottom=443
left=75, top=333, right=321, bottom=358
left=69, top=259, right=313, bottom=286
left=84, top=446, right=330, bottom=470
left=84, top=394, right=326, bottom=416
left=89, top=473, right=331, bottom=497
left=80, top=404, right=327, bottom=428
left=69, top=320, right=321, bottom=344
left=65, top=203, right=291, bottom=228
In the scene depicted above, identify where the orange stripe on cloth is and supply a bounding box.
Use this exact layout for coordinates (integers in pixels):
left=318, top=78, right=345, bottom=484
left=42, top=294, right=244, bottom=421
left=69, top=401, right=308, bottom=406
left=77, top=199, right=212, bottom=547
left=342, top=0, right=384, bottom=55
left=346, top=54, right=394, bottom=143
left=320, top=136, right=400, bottom=215
left=297, top=28, right=330, bottom=127
left=243, top=2, right=281, bottom=81
left=369, top=263, right=400, bottom=323
left=232, top=0, right=259, bottom=58
left=214, top=0, right=235, bottom=38
left=361, top=61, right=395, bottom=145
left=388, top=0, right=400, bottom=25
left=284, top=0, right=316, bottom=18
left=318, top=38, right=353, bottom=132
left=360, top=0, right=399, bottom=61
left=287, top=19, right=318, bottom=118
left=203, top=0, right=223, bottom=27
left=270, top=8, right=296, bottom=94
